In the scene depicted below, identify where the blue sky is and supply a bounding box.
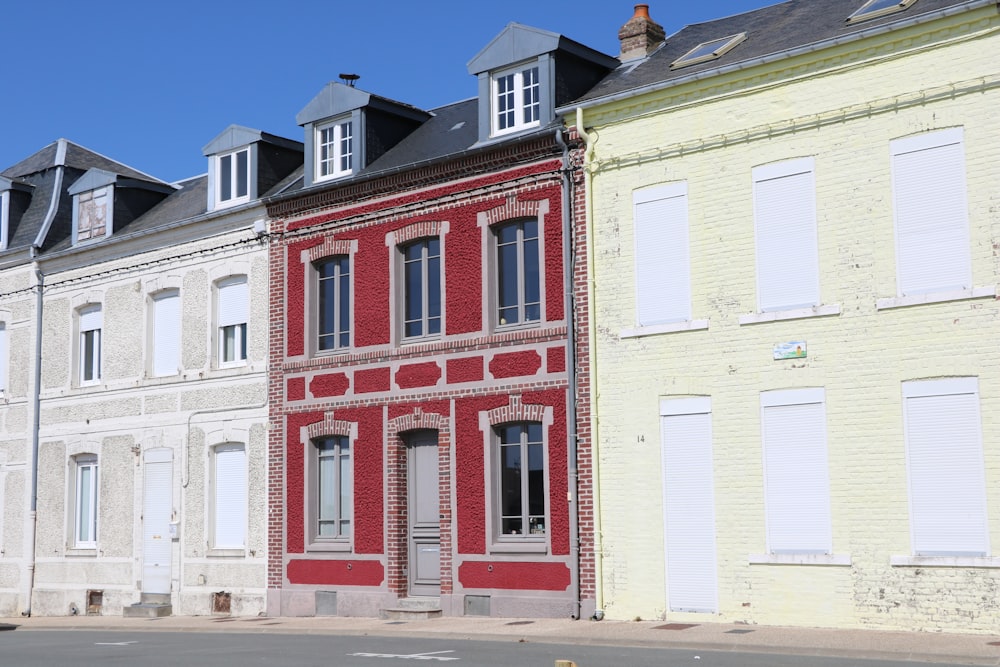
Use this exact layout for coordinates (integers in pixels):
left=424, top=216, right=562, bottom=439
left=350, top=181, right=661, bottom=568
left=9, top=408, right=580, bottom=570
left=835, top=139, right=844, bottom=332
left=1, top=1, right=769, bottom=183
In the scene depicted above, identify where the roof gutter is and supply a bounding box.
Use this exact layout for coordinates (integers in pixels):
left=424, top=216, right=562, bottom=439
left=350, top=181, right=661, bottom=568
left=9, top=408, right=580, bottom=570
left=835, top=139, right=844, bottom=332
left=558, top=0, right=995, bottom=115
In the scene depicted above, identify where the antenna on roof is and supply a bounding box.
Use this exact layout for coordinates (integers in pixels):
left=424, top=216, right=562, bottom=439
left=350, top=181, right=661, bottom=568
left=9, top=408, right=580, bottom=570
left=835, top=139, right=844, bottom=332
left=339, top=73, right=360, bottom=87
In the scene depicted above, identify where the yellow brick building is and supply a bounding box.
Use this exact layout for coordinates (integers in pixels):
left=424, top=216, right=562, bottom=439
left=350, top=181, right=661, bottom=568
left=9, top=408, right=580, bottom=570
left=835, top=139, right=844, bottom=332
left=563, top=0, right=1000, bottom=632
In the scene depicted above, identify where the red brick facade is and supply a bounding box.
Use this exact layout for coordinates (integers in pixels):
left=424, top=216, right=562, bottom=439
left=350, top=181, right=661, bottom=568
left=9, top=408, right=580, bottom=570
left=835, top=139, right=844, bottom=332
left=266, top=134, right=594, bottom=618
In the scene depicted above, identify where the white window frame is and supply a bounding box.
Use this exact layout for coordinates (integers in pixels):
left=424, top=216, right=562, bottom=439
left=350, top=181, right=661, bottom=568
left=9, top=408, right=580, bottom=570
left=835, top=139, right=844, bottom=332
left=213, top=148, right=251, bottom=208
left=759, top=388, right=833, bottom=555
left=490, top=63, right=541, bottom=137
left=493, top=422, right=548, bottom=546
left=72, top=454, right=98, bottom=549
left=752, top=158, right=820, bottom=313
left=315, top=118, right=354, bottom=182
left=0, top=322, right=7, bottom=393
left=401, top=238, right=443, bottom=342
left=315, top=256, right=351, bottom=353
left=891, top=128, right=971, bottom=298
left=0, top=191, right=9, bottom=251
left=628, top=183, right=701, bottom=333
left=902, top=377, right=988, bottom=557
left=216, top=276, right=248, bottom=367
left=211, top=443, right=247, bottom=552
left=494, top=219, right=541, bottom=328
left=74, top=186, right=113, bottom=244
left=78, top=305, right=102, bottom=386
left=151, top=289, right=180, bottom=377
left=307, top=435, right=353, bottom=549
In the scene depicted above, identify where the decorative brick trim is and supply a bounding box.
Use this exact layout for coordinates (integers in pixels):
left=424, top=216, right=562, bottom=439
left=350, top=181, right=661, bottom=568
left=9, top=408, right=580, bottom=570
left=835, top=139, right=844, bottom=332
left=386, top=406, right=447, bottom=433
left=305, top=413, right=354, bottom=440
left=483, top=195, right=543, bottom=227
left=304, top=238, right=356, bottom=264
left=485, top=394, right=547, bottom=426
left=387, top=220, right=443, bottom=248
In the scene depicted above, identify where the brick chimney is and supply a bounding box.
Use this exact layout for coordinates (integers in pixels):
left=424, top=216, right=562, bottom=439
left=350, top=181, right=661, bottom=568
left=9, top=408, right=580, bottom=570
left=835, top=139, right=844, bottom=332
left=618, top=4, right=665, bottom=61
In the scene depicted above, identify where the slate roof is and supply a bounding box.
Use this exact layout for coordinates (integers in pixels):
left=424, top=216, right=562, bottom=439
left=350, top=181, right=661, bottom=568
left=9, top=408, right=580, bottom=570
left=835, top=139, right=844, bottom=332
left=572, top=0, right=983, bottom=105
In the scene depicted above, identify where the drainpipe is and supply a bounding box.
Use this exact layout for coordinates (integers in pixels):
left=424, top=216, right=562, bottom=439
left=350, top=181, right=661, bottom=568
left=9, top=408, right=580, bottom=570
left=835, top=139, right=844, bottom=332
left=554, top=127, right=581, bottom=620
left=21, top=262, right=44, bottom=616
left=575, top=107, right=604, bottom=620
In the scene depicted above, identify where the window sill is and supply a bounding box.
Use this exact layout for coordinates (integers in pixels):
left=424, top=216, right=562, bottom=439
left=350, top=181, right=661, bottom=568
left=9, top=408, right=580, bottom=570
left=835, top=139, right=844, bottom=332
left=489, top=540, right=548, bottom=555
left=739, top=304, right=841, bottom=326
left=306, top=541, right=352, bottom=553
left=876, top=286, right=996, bottom=311
left=66, top=547, right=98, bottom=557
left=749, top=553, right=852, bottom=566
left=620, top=319, right=709, bottom=339
left=207, top=548, right=246, bottom=558
left=890, top=555, right=1000, bottom=567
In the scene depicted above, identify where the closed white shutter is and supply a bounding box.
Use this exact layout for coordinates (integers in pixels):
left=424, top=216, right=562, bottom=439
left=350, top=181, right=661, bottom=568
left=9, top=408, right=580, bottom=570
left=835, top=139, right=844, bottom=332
left=0, top=322, right=7, bottom=391
left=753, top=158, right=819, bottom=311
left=218, top=277, right=248, bottom=328
left=904, top=378, right=987, bottom=556
left=660, top=397, right=718, bottom=613
left=152, top=291, right=179, bottom=377
left=214, top=443, right=247, bottom=549
left=891, top=129, right=971, bottom=295
left=79, top=305, right=102, bottom=332
left=761, top=388, right=832, bottom=554
left=634, top=183, right=691, bottom=326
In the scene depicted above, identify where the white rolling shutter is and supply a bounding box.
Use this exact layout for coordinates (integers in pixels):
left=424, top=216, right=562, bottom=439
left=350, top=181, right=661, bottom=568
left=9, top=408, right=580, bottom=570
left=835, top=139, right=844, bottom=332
left=660, top=397, right=718, bottom=613
left=218, top=277, right=248, bottom=328
left=79, top=305, right=102, bottom=332
left=903, top=378, right=987, bottom=556
left=0, top=322, right=7, bottom=391
left=760, top=388, right=832, bottom=554
left=891, top=129, right=971, bottom=296
left=214, top=443, right=247, bottom=549
left=152, top=290, right=179, bottom=377
left=634, top=183, right=692, bottom=326
left=753, top=158, right=819, bottom=311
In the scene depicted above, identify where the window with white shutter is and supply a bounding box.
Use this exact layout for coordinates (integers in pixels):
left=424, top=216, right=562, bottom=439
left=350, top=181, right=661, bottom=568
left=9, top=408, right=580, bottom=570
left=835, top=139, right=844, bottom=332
left=903, top=378, right=987, bottom=556
left=0, top=322, right=7, bottom=392
left=217, top=276, right=248, bottom=366
left=760, top=388, right=832, bottom=554
left=78, top=305, right=102, bottom=385
left=634, top=183, right=692, bottom=326
left=753, top=158, right=819, bottom=312
left=891, top=128, right=971, bottom=296
left=212, top=443, right=247, bottom=550
left=151, top=290, right=180, bottom=377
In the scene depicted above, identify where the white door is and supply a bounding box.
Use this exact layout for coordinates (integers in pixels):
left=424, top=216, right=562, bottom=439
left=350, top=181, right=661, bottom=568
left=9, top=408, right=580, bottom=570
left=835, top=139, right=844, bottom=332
left=407, top=432, right=440, bottom=597
left=661, top=397, right=718, bottom=613
left=142, top=448, right=173, bottom=594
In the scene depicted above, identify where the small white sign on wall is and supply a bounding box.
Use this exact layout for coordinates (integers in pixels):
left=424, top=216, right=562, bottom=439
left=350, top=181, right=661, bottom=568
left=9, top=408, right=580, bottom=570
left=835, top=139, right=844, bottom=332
left=773, top=341, right=807, bottom=360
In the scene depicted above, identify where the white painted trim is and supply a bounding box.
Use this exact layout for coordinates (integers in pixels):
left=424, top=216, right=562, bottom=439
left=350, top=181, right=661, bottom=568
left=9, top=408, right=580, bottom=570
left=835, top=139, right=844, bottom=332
left=876, top=286, right=994, bottom=310
left=620, top=319, right=709, bottom=338
left=740, top=304, right=841, bottom=325
left=749, top=553, right=851, bottom=566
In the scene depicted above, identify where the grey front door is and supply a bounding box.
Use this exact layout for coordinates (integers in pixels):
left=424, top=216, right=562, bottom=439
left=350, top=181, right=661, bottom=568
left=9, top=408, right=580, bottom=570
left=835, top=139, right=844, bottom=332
left=407, top=432, right=440, bottom=597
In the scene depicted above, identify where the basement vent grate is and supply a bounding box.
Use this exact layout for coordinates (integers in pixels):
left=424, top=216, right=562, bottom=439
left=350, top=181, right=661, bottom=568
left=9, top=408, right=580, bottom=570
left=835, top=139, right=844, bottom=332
left=506, top=621, right=535, bottom=626
left=726, top=629, right=755, bottom=634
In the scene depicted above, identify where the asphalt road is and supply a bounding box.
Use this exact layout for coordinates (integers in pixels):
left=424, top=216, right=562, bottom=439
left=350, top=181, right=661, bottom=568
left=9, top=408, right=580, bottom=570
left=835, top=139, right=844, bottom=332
left=0, top=631, right=983, bottom=667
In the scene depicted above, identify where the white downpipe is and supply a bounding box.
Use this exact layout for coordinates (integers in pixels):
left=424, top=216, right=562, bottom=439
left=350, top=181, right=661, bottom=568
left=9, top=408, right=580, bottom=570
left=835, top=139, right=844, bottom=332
left=576, top=107, right=604, bottom=618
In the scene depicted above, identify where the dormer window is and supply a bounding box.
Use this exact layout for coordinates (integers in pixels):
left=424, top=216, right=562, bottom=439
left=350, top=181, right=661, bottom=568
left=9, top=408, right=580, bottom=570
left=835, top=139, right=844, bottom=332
left=75, top=186, right=112, bottom=244
left=492, top=64, right=541, bottom=136
left=215, top=148, right=250, bottom=207
left=316, top=119, right=353, bottom=181
left=0, top=190, right=8, bottom=250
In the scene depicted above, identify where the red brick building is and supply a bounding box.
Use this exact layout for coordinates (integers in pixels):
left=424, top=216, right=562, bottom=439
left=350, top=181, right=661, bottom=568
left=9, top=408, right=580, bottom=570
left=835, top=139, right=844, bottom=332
left=264, top=24, right=615, bottom=618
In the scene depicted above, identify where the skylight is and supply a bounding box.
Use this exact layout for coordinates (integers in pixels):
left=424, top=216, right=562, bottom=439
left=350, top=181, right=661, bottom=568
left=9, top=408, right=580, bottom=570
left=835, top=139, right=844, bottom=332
left=847, top=0, right=918, bottom=24
left=671, top=33, right=747, bottom=70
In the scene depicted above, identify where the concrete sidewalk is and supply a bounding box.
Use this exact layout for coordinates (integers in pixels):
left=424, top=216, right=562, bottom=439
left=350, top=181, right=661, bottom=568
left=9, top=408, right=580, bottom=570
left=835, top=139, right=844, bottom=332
left=4, top=614, right=1000, bottom=665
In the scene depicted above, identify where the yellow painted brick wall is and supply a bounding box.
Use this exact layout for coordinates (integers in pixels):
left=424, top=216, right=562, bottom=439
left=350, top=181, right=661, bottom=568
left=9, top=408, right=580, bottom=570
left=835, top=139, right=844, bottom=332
left=587, top=8, right=1000, bottom=632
